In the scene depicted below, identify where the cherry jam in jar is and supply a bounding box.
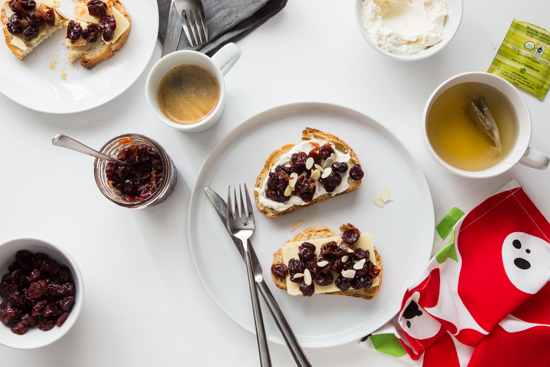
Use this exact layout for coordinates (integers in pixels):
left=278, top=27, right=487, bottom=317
left=94, top=134, right=177, bottom=208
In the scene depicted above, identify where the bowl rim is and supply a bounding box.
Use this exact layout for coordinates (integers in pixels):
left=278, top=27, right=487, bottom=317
left=0, top=237, right=84, bottom=349
left=354, top=0, right=464, bottom=61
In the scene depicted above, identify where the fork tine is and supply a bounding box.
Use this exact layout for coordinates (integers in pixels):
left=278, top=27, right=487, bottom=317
left=243, top=184, right=254, bottom=220
left=197, top=6, right=208, bottom=42
left=186, top=10, right=199, bottom=46
left=239, top=184, right=246, bottom=218
left=192, top=9, right=204, bottom=44
left=233, top=186, right=239, bottom=218
left=181, top=10, right=194, bottom=47
left=227, top=186, right=233, bottom=218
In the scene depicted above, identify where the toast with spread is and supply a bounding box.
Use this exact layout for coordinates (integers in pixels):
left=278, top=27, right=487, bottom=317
left=271, top=224, right=383, bottom=299
left=254, top=128, right=365, bottom=218
left=1, top=0, right=67, bottom=60
left=66, top=0, right=130, bottom=69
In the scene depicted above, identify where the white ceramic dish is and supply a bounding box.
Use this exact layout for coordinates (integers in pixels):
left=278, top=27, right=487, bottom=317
left=188, top=102, right=434, bottom=348
left=0, top=238, right=83, bottom=349
left=0, top=0, right=158, bottom=114
left=354, top=0, right=463, bottom=61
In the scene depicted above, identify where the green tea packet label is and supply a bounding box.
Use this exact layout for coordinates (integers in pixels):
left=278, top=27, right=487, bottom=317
left=488, top=19, right=550, bottom=101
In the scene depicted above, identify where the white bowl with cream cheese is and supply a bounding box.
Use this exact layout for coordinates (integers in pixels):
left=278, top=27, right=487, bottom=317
left=355, top=0, right=463, bottom=61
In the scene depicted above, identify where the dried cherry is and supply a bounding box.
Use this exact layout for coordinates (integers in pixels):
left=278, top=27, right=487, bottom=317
left=42, top=259, right=60, bottom=274
left=11, top=321, right=27, bottom=335
left=308, top=148, right=321, bottom=165
left=288, top=259, right=305, bottom=283
left=20, top=0, right=35, bottom=10
left=349, top=164, right=364, bottom=181
left=291, top=152, right=308, bottom=167
left=315, top=272, right=333, bottom=286
left=98, top=15, right=116, bottom=42
left=27, top=10, right=45, bottom=28
left=7, top=14, right=24, bottom=35
left=56, top=312, right=68, bottom=327
left=298, top=242, right=316, bottom=262
left=66, top=20, right=82, bottom=42
left=16, top=250, right=34, bottom=270
left=335, top=275, right=351, bottom=292
left=320, top=171, right=342, bottom=188
left=299, top=191, right=314, bottom=203
left=319, top=241, right=339, bottom=259
left=45, top=7, right=55, bottom=26
left=369, top=263, right=381, bottom=278
left=342, top=228, right=360, bottom=245
left=331, top=162, right=348, bottom=173
left=38, top=317, right=55, bottom=331
left=354, top=248, right=369, bottom=260
left=354, top=260, right=370, bottom=277
left=87, top=0, right=107, bottom=17
left=47, top=283, right=66, bottom=297
left=294, top=175, right=315, bottom=195
left=351, top=275, right=372, bottom=290
left=82, top=23, right=99, bottom=42
left=31, top=299, right=47, bottom=316
left=27, top=280, right=47, bottom=299
left=276, top=165, right=294, bottom=176
left=267, top=169, right=289, bottom=191
left=265, top=188, right=287, bottom=203
left=6, top=291, right=25, bottom=306
left=58, top=296, right=75, bottom=312
left=299, top=281, right=314, bottom=297
left=303, top=258, right=317, bottom=274
left=8, top=0, right=25, bottom=15
left=271, top=264, right=288, bottom=279
left=318, top=143, right=334, bottom=160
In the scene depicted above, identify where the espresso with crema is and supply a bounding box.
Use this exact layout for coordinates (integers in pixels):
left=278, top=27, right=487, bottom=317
left=157, top=64, right=220, bottom=125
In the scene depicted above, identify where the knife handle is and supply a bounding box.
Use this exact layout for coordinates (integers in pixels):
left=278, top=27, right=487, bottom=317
left=257, top=279, right=312, bottom=367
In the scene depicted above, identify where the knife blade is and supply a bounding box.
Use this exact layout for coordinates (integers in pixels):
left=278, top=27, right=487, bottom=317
left=162, top=0, right=182, bottom=57
left=204, top=187, right=312, bottom=367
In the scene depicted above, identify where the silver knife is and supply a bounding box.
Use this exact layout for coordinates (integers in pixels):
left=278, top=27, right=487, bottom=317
left=162, top=0, right=182, bottom=57
left=204, top=187, right=312, bottom=367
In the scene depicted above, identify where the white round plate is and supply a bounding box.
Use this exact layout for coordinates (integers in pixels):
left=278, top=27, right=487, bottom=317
left=0, top=0, right=158, bottom=114
left=188, top=102, right=434, bottom=348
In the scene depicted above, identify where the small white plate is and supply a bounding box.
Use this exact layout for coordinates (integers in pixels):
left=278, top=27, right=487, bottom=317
left=0, top=0, right=158, bottom=113
left=188, top=102, right=434, bottom=348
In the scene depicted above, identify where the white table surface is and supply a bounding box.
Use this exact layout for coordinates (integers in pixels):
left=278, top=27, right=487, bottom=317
left=1, top=0, right=549, bottom=365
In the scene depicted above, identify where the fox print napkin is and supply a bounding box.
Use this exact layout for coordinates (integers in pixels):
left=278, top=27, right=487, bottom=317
left=157, top=0, right=288, bottom=56
left=360, top=180, right=550, bottom=367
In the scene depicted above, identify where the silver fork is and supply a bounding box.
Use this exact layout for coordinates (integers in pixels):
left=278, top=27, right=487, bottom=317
left=175, top=0, right=209, bottom=47
left=227, top=184, right=272, bottom=367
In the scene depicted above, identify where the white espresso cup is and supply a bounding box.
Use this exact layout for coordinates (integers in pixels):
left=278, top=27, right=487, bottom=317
left=423, top=72, right=549, bottom=179
left=145, top=43, right=242, bottom=133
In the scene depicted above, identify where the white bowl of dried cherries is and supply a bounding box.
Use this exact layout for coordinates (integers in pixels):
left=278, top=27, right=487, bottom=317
left=0, top=238, right=83, bottom=349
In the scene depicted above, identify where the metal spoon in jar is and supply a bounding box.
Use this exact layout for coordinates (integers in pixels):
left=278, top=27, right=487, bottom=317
left=52, top=134, right=129, bottom=166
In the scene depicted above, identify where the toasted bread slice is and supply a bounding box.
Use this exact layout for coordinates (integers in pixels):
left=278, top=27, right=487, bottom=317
left=272, top=224, right=383, bottom=300
left=255, top=128, right=363, bottom=218
left=1, top=6, right=67, bottom=60
left=66, top=0, right=130, bottom=69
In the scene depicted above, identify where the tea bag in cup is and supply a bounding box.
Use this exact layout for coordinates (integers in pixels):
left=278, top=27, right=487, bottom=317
left=465, top=94, right=502, bottom=152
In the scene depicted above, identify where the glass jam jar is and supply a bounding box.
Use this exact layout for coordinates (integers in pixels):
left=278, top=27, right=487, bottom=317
left=94, top=134, right=177, bottom=209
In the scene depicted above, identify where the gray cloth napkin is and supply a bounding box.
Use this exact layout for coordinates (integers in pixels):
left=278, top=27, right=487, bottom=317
left=157, top=0, right=288, bottom=56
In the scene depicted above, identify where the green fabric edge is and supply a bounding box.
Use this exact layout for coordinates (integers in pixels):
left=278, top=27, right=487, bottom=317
left=369, top=334, right=408, bottom=358
left=436, top=207, right=465, bottom=239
